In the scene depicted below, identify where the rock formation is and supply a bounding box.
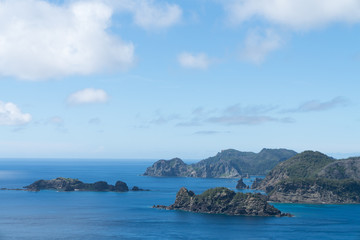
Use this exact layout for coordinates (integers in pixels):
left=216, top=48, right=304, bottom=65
left=236, top=178, right=248, bottom=189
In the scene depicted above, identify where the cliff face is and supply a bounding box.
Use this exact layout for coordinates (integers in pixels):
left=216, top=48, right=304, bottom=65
left=24, top=177, right=130, bottom=192
left=268, top=179, right=360, bottom=204
left=144, top=148, right=297, bottom=178
left=253, top=151, right=360, bottom=204
left=154, top=187, right=292, bottom=217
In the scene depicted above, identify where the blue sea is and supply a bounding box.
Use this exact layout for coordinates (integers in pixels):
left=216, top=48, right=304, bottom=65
left=1, top=160, right=360, bottom=240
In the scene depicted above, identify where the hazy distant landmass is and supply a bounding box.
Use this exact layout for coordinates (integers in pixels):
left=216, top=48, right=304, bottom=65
left=154, top=187, right=292, bottom=217
left=143, top=148, right=297, bottom=178
left=253, top=151, right=360, bottom=204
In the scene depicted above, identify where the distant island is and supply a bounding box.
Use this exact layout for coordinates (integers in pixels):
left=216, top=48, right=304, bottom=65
left=154, top=187, right=292, bottom=217
left=19, top=177, right=148, bottom=192
left=252, top=151, right=360, bottom=204
left=144, top=148, right=297, bottom=178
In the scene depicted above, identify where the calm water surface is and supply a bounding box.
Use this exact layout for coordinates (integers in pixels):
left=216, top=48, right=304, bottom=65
left=0, top=160, right=359, bottom=240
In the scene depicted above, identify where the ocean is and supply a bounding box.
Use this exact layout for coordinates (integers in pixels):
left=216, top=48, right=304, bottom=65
left=0, top=160, right=359, bottom=240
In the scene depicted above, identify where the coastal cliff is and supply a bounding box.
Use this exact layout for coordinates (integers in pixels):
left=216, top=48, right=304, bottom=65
left=154, top=187, right=292, bottom=217
left=253, top=151, right=360, bottom=204
left=144, top=148, right=297, bottom=178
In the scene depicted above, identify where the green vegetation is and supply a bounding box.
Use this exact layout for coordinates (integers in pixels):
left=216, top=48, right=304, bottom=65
left=258, top=151, right=360, bottom=203
left=274, top=151, right=335, bottom=178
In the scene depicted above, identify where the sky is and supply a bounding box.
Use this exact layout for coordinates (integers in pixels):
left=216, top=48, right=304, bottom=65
left=0, top=0, right=360, bottom=160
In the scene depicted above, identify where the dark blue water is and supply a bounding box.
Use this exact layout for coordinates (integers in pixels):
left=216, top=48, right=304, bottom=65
left=0, top=160, right=360, bottom=240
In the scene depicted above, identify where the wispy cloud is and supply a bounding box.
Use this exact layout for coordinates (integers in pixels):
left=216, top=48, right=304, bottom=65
left=177, top=104, right=292, bottom=126
left=178, top=52, right=213, bottom=69
left=89, top=117, right=102, bottom=125
left=241, top=29, right=284, bottom=64
left=67, top=88, right=109, bottom=105
left=193, top=130, right=230, bottom=135
left=149, top=111, right=181, bottom=125
left=208, top=115, right=277, bottom=125
left=46, top=116, right=64, bottom=127
left=283, top=96, right=349, bottom=113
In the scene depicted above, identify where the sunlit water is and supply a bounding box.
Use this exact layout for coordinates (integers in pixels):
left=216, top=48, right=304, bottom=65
left=0, top=160, right=359, bottom=239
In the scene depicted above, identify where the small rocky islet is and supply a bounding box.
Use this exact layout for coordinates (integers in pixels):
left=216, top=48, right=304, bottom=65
left=154, top=187, right=292, bottom=217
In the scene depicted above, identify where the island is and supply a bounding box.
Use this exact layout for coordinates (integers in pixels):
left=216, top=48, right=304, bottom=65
left=236, top=178, right=249, bottom=189
left=154, top=187, right=292, bottom=217
left=144, top=148, right=297, bottom=178
left=253, top=151, right=360, bottom=204
left=22, top=177, right=148, bottom=192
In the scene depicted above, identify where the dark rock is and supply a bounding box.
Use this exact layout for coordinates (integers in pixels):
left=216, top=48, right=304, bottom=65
left=154, top=187, right=292, bottom=217
left=236, top=178, right=248, bottom=189
left=114, top=181, right=129, bottom=192
left=131, top=186, right=149, bottom=191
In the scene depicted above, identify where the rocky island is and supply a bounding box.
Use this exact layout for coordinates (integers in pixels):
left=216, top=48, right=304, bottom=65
left=23, top=177, right=148, bottom=192
left=253, top=151, right=360, bottom=204
left=144, top=148, right=297, bottom=178
left=236, top=178, right=249, bottom=189
left=154, top=187, right=292, bottom=217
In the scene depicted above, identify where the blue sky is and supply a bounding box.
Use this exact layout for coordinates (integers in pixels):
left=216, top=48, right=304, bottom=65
left=0, top=0, right=359, bottom=159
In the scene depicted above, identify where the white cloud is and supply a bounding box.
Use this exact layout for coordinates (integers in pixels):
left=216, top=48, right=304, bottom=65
left=225, top=0, right=360, bottom=63
left=0, top=0, right=134, bottom=80
left=68, top=88, right=109, bottom=105
left=178, top=52, right=212, bottom=69
left=241, top=29, right=284, bottom=64
left=108, top=0, right=182, bottom=30
left=226, top=0, right=360, bottom=30
left=0, top=101, right=32, bottom=125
